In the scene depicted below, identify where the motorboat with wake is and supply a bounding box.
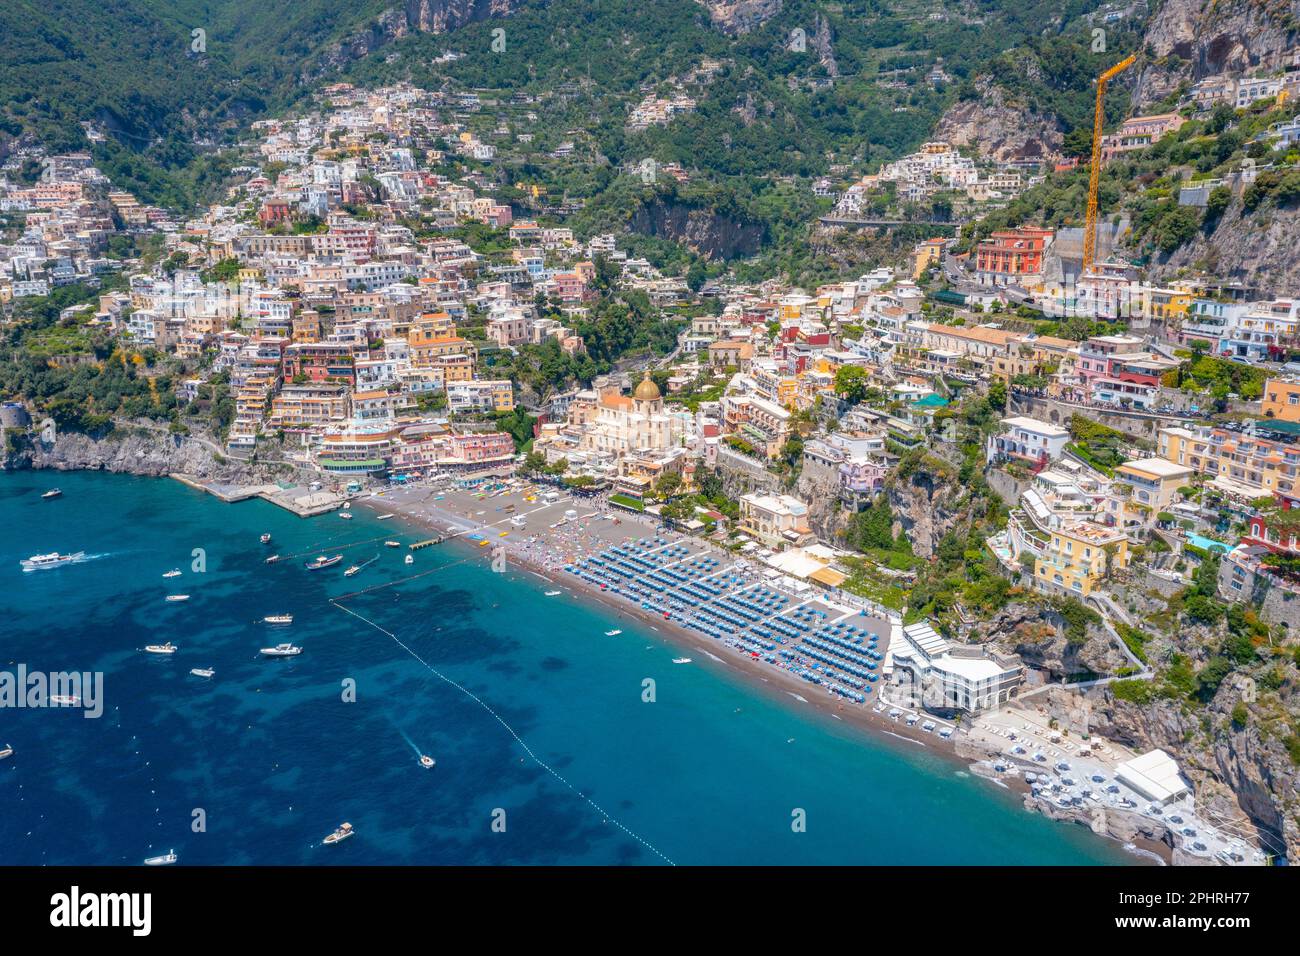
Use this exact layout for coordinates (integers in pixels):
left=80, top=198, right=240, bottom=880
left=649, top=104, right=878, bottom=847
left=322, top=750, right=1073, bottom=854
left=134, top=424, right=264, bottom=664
left=143, top=850, right=177, bottom=866
left=322, top=823, right=354, bottom=845
left=419, top=755, right=436, bottom=769
left=304, top=554, right=343, bottom=571
left=263, top=613, right=293, bottom=625
left=162, top=569, right=182, bottom=578
left=344, top=555, right=379, bottom=578
left=605, top=629, right=622, bottom=636
left=672, top=657, right=692, bottom=664
left=265, top=553, right=281, bottom=564
left=261, top=643, right=302, bottom=657
left=144, top=642, right=178, bottom=655
left=21, top=551, right=84, bottom=571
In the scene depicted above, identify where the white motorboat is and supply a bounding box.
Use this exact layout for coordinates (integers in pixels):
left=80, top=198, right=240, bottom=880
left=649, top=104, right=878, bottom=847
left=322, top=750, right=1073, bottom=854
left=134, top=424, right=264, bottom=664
left=419, top=755, right=435, bottom=769
left=544, top=590, right=561, bottom=596
left=404, top=554, right=414, bottom=565
left=604, top=629, right=622, bottom=637
left=377, top=513, right=394, bottom=520
left=0, top=744, right=12, bottom=760
left=260, top=533, right=272, bottom=544
left=143, top=850, right=177, bottom=866
left=162, top=569, right=182, bottom=578
left=144, top=642, right=177, bottom=655
left=265, top=554, right=281, bottom=564
left=672, top=657, right=692, bottom=664
left=41, top=488, right=63, bottom=500
left=344, top=555, right=378, bottom=578
left=21, top=551, right=85, bottom=571
left=50, top=694, right=80, bottom=706
left=384, top=540, right=401, bottom=548
left=189, top=667, right=215, bottom=679
left=261, top=643, right=302, bottom=657
left=338, top=512, right=353, bottom=520
left=304, top=554, right=343, bottom=571
left=263, top=614, right=293, bottom=625
left=165, top=594, right=190, bottom=602
left=322, top=823, right=354, bottom=845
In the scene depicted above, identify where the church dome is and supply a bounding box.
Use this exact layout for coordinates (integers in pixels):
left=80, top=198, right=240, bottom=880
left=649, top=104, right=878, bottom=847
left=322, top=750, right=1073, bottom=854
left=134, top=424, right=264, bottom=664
left=633, top=373, right=661, bottom=401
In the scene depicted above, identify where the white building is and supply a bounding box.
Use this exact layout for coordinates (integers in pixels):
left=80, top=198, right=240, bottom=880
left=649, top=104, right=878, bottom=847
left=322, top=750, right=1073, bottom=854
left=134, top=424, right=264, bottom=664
left=986, top=416, right=1070, bottom=471
left=1114, top=749, right=1190, bottom=806
left=892, top=622, right=1024, bottom=714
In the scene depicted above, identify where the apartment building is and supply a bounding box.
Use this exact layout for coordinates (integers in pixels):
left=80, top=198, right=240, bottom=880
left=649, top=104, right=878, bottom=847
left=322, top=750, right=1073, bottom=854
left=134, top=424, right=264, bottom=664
left=1034, top=522, right=1131, bottom=597
left=737, top=493, right=814, bottom=550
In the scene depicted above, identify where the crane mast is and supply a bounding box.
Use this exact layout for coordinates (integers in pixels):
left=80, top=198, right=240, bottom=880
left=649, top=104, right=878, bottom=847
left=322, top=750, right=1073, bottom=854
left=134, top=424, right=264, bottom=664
left=1083, top=54, right=1137, bottom=274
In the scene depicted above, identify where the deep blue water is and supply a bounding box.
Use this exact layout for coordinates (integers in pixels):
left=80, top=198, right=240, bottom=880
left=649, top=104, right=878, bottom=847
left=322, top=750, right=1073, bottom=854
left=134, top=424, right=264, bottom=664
left=0, top=470, right=1132, bottom=865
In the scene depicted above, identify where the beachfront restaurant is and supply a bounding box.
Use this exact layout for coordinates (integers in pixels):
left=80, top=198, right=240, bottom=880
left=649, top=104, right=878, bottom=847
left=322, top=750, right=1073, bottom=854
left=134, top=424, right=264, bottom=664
left=892, top=622, right=1024, bottom=714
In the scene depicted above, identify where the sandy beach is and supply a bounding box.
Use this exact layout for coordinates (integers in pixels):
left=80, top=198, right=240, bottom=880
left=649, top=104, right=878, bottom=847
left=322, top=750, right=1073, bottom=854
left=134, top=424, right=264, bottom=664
left=352, top=477, right=967, bottom=755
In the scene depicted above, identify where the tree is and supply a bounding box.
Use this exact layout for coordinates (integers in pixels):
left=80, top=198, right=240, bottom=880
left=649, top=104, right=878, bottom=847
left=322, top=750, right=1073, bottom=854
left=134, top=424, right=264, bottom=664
left=834, top=365, right=870, bottom=404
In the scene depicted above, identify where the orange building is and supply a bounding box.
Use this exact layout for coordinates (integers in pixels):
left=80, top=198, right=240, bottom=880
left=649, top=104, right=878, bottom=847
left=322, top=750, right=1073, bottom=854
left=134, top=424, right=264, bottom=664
left=975, top=227, right=1053, bottom=286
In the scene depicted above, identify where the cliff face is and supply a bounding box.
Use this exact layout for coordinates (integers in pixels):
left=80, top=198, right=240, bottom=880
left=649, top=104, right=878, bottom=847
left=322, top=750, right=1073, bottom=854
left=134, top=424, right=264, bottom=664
left=1088, top=687, right=1299, bottom=863
left=629, top=199, right=765, bottom=259
left=4, top=427, right=277, bottom=484
left=312, top=0, right=533, bottom=76
left=1152, top=198, right=1300, bottom=294
left=697, top=0, right=782, bottom=35
left=1133, top=0, right=1300, bottom=109
left=980, top=603, right=1129, bottom=679
left=885, top=465, right=964, bottom=559
left=933, top=82, right=1065, bottom=162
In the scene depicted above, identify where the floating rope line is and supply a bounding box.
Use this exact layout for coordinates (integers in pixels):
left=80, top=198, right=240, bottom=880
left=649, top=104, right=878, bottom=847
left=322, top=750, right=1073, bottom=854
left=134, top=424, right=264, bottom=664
left=330, top=598, right=676, bottom=866
left=274, top=534, right=397, bottom=562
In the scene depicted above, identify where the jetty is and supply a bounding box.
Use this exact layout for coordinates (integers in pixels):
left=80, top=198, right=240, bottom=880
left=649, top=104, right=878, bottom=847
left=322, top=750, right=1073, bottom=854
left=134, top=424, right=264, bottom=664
left=171, top=474, right=347, bottom=517
left=409, top=536, right=447, bottom=551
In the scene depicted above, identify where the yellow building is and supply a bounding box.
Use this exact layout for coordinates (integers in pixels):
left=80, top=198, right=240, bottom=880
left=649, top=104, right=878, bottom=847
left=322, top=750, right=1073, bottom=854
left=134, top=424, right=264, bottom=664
left=1158, top=424, right=1300, bottom=500
left=1034, top=522, right=1130, bottom=597
left=912, top=238, right=948, bottom=279
left=1110, top=457, right=1193, bottom=529
left=1262, top=377, right=1300, bottom=423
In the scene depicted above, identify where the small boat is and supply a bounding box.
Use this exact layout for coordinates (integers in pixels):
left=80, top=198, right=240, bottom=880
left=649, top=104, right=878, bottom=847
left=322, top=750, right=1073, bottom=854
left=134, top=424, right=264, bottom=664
left=672, top=657, right=692, bottom=664
left=189, top=667, right=215, bottom=679
left=0, top=744, right=12, bottom=760
left=21, top=551, right=85, bottom=571
left=50, top=695, right=80, bottom=706
left=404, top=554, right=414, bottom=566
left=605, top=629, right=622, bottom=637
left=339, top=512, right=353, bottom=520
left=384, top=540, right=401, bottom=548
left=263, top=613, right=293, bottom=625
left=42, top=488, right=63, bottom=500
left=377, top=513, right=394, bottom=520
left=260, top=533, right=272, bottom=544
left=344, top=555, right=379, bottom=578
left=144, top=642, right=178, bottom=655
left=544, top=590, right=561, bottom=596
left=261, top=643, right=302, bottom=657
left=165, top=594, right=190, bottom=602
left=162, top=569, right=182, bottom=578
left=143, top=850, right=177, bottom=866
left=304, top=554, right=343, bottom=571
left=265, top=554, right=281, bottom=564
left=322, top=823, right=354, bottom=845
left=419, top=755, right=435, bottom=769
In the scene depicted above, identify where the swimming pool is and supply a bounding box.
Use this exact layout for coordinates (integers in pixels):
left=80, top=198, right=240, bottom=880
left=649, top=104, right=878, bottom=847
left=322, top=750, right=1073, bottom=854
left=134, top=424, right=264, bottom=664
left=1186, top=532, right=1231, bottom=553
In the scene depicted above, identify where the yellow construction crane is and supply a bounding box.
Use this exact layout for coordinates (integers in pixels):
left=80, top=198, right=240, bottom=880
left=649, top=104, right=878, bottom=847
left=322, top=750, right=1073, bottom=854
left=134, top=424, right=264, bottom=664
left=1083, top=54, right=1137, bottom=274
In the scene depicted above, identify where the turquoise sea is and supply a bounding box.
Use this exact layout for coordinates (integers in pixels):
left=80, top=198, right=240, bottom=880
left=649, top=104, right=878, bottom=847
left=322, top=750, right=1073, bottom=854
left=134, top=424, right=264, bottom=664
left=0, top=470, right=1133, bottom=865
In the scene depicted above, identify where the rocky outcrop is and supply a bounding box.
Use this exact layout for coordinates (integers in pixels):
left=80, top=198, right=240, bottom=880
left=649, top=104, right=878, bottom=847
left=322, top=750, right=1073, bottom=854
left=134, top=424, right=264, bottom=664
left=1085, top=682, right=1300, bottom=863
left=698, top=0, right=782, bottom=35
left=885, top=462, right=964, bottom=559
left=311, top=0, right=533, bottom=77
left=4, top=426, right=283, bottom=484
left=1133, top=0, right=1300, bottom=109
left=629, top=199, right=765, bottom=260
left=977, top=603, right=1128, bottom=680
left=933, top=81, right=1065, bottom=162
left=1151, top=197, right=1300, bottom=295
left=810, top=13, right=839, bottom=78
